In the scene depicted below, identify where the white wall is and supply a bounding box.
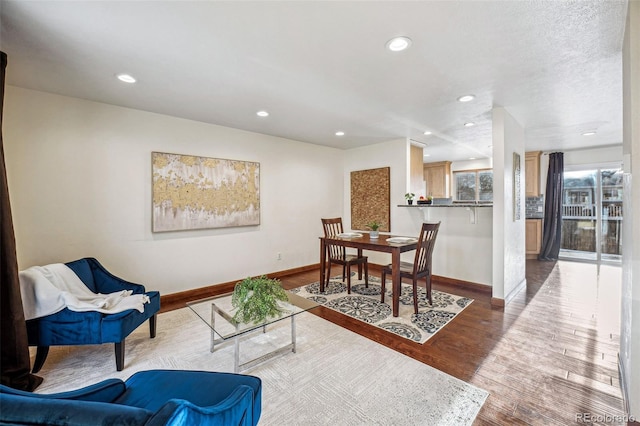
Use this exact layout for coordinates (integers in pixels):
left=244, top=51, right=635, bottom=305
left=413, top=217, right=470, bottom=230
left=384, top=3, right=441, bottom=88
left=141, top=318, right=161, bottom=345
left=492, top=107, right=526, bottom=300
left=344, top=139, right=493, bottom=285
left=343, top=138, right=414, bottom=265
left=621, top=0, right=640, bottom=418
left=564, top=146, right=624, bottom=168
left=4, top=86, right=343, bottom=295
left=451, top=158, right=492, bottom=172
left=416, top=207, right=493, bottom=286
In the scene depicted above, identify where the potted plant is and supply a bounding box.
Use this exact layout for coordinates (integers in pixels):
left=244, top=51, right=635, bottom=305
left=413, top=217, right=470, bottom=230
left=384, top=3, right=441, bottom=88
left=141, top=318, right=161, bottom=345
left=231, top=275, right=289, bottom=324
left=405, top=192, right=415, bottom=205
left=366, top=220, right=382, bottom=239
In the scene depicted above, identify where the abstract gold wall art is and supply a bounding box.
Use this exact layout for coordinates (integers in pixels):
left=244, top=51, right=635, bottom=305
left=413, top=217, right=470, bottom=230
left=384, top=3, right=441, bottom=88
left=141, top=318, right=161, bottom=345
left=152, top=152, right=260, bottom=232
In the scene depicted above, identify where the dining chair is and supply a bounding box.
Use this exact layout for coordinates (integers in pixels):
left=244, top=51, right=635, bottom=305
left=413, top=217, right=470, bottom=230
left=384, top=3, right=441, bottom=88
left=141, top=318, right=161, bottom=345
left=380, top=222, right=440, bottom=314
left=321, top=218, right=369, bottom=293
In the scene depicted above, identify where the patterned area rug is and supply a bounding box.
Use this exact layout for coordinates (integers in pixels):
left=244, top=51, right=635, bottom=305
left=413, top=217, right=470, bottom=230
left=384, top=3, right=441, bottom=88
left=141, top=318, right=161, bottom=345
left=292, top=275, right=473, bottom=344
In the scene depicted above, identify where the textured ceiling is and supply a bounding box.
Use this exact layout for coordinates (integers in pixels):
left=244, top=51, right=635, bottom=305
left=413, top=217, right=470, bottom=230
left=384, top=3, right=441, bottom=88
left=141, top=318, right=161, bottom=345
left=0, top=1, right=628, bottom=161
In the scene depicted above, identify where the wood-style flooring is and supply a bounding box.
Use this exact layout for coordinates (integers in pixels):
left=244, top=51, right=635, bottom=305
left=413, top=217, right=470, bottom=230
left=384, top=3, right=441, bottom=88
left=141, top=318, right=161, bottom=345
left=164, top=260, right=631, bottom=425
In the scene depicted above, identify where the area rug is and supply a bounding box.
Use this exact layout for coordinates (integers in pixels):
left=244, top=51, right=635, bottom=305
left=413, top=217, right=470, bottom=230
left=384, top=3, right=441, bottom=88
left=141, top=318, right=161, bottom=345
left=31, top=308, right=489, bottom=425
left=291, top=275, right=473, bottom=344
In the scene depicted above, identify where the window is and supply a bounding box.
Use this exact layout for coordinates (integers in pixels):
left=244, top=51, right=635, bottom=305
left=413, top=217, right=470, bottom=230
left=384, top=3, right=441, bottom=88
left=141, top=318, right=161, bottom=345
left=454, top=169, right=493, bottom=201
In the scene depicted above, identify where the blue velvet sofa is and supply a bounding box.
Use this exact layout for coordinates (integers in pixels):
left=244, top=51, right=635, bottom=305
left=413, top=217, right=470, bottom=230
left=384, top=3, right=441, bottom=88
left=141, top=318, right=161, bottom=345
left=25, top=258, right=161, bottom=372
left=0, top=369, right=262, bottom=425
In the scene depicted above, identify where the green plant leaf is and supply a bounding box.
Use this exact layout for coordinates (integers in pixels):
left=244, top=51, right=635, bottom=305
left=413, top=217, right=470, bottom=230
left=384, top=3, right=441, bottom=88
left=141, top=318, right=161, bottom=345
left=231, top=276, right=289, bottom=324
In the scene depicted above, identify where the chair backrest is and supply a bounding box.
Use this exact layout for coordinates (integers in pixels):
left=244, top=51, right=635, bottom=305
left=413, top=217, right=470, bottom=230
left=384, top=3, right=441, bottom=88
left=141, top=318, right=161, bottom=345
left=321, top=218, right=346, bottom=260
left=65, top=258, right=97, bottom=292
left=322, top=217, right=343, bottom=237
left=413, top=222, right=440, bottom=274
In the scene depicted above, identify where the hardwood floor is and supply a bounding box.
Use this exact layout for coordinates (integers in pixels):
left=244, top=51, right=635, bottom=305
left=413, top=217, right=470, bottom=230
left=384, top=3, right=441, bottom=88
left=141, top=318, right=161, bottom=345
left=164, top=260, right=630, bottom=425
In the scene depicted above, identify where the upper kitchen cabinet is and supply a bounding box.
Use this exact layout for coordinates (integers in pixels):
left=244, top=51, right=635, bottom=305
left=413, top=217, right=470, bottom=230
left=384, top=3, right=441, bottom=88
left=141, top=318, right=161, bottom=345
left=525, top=151, right=541, bottom=197
left=410, top=144, right=426, bottom=196
left=424, top=161, right=451, bottom=198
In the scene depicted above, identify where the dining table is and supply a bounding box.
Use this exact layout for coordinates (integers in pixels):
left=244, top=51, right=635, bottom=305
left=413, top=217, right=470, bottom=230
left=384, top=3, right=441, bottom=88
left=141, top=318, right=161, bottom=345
left=319, top=232, right=419, bottom=317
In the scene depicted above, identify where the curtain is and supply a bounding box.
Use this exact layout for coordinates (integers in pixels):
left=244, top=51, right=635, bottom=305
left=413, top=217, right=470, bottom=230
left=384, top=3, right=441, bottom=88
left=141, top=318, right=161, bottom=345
left=0, top=51, right=43, bottom=390
left=538, top=152, right=564, bottom=261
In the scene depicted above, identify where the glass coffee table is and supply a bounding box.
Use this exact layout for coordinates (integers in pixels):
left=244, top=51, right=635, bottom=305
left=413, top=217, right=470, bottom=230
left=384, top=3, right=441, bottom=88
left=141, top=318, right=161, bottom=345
left=187, top=291, right=318, bottom=373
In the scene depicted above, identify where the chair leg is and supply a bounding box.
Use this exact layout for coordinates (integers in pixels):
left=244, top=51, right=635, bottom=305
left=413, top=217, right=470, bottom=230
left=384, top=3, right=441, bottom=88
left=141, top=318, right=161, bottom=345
left=325, top=262, right=334, bottom=290
left=115, top=341, right=125, bottom=371
left=412, top=279, right=419, bottom=314
left=347, top=265, right=351, bottom=294
left=364, top=262, right=369, bottom=288
left=149, top=314, right=157, bottom=338
left=31, top=346, right=50, bottom=373
left=324, top=263, right=329, bottom=289
left=426, top=273, right=433, bottom=305
left=380, top=271, right=386, bottom=303
left=342, top=265, right=347, bottom=282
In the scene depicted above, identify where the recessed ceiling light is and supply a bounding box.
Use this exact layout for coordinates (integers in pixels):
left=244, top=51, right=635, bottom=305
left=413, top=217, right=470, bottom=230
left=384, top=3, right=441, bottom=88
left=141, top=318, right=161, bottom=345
left=464, top=122, right=475, bottom=127
left=457, top=95, right=475, bottom=102
left=469, top=157, right=476, bottom=160
left=582, top=131, right=596, bottom=136
left=386, top=36, right=412, bottom=52
left=335, top=131, right=345, bottom=136
left=424, top=154, right=431, bottom=157
left=116, top=73, right=136, bottom=83
left=423, top=131, right=432, bottom=135
left=256, top=111, right=269, bottom=117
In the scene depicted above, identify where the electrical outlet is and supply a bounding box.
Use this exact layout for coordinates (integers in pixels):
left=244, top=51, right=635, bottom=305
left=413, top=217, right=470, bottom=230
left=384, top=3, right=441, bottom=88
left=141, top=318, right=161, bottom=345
left=277, top=252, right=282, bottom=260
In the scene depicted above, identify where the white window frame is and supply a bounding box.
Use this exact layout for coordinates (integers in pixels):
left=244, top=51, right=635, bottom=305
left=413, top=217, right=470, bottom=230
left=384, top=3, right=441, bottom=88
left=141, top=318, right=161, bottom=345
left=453, top=168, right=493, bottom=201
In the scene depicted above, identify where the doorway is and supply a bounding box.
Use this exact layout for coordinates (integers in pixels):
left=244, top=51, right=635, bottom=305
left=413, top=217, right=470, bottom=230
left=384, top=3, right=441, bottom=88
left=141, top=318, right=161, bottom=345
left=560, top=167, right=623, bottom=263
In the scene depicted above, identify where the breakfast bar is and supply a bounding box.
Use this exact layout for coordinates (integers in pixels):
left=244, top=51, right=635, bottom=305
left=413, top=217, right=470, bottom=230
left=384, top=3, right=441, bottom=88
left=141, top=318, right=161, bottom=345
left=398, top=203, right=494, bottom=288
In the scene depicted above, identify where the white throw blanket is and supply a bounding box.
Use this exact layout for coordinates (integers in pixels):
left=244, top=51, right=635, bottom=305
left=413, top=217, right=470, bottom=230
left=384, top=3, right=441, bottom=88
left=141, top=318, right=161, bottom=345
left=19, top=263, right=150, bottom=321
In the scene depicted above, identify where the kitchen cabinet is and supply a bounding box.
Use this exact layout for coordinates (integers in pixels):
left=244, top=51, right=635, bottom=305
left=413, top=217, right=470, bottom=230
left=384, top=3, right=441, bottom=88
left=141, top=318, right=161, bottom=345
left=410, top=144, right=425, bottom=196
left=526, top=219, right=542, bottom=258
left=423, top=161, right=451, bottom=198
left=525, top=151, right=541, bottom=197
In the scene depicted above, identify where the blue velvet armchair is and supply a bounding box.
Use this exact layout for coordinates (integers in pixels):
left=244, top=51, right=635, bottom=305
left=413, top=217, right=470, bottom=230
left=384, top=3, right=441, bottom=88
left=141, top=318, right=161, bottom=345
left=25, top=257, right=161, bottom=372
left=0, top=369, right=262, bottom=425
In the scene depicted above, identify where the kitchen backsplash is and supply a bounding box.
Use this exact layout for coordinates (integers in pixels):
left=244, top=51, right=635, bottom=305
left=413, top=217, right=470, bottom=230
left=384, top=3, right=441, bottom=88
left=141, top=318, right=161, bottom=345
left=526, top=195, right=544, bottom=218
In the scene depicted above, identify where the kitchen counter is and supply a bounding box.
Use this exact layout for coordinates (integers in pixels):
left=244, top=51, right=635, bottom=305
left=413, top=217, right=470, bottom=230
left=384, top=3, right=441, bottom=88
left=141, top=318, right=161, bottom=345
left=526, top=214, right=544, bottom=219
left=398, top=203, right=493, bottom=208
left=399, top=203, right=493, bottom=286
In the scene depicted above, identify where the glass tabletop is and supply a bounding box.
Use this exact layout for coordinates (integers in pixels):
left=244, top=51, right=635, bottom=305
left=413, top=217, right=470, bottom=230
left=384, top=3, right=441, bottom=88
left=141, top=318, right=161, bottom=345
left=186, top=291, right=319, bottom=341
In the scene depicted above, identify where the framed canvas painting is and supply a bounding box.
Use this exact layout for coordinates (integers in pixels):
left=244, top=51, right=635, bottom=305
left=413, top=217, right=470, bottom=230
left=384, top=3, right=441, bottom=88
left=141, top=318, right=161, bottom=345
left=152, top=152, right=260, bottom=232
left=350, top=167, right=391, bottom=232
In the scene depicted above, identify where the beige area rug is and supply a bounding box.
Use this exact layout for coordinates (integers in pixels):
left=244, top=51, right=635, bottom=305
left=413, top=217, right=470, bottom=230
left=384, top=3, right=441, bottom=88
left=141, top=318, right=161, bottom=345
left=31, top=308, right=488, bottom=425
left=292, top=275, right=473, bottom=344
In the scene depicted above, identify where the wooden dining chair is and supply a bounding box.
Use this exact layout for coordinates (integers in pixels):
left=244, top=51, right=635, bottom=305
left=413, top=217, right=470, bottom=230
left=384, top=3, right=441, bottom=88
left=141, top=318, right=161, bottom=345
left=321, top=218, right=369, bottom=293
left=381, top=222, right=440, bottom=314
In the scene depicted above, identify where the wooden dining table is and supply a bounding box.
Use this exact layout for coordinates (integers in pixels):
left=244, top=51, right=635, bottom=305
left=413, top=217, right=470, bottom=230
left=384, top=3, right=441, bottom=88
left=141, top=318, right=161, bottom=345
left=319, top=233, right=418, bottom=317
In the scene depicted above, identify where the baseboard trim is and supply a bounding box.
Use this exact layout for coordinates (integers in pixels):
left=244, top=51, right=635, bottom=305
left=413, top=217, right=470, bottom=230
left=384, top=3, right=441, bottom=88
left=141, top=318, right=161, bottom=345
left=505, top=277, right=527, bottom=304
left=617, top=353, right=640, bottom=425
left=432, top=274, right=492, bottom=294
left=490, top=297, right=505, bottom=308
left=160, top=264, right=493, bottom=311
left=619, top=353, right=630, bottom=418
left=160, top=263, right=320, bottom=312
left=490, top=278, right=527, bottom=308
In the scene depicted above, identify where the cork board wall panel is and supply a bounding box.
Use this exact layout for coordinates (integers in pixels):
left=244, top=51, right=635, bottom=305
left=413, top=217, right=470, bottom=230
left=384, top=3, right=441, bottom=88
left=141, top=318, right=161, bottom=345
left=350, top=167, right=391, bottom=232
